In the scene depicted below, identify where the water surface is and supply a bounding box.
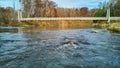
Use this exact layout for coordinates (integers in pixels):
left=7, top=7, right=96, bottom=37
left=0, top=26, right=120, bottom=68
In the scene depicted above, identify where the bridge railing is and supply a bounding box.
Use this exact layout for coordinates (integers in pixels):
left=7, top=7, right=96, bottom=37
left=17, top=11, right=120, bottom=21
left=18, top=17, right=120, bottom=21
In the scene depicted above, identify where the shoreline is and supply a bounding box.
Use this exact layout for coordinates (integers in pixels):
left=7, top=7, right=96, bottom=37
left=0, top=20, right=120, bottom=33
left=108, top=23, right=120, bottom=33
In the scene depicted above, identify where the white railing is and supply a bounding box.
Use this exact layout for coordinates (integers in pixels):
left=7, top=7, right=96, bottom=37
left=19, top=17, right=120, bottom=21
left=17, top=11, right=120, bottom=21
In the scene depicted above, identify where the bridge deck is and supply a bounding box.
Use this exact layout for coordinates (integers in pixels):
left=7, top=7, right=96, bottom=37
left=19, top=17, right=120, bottom=21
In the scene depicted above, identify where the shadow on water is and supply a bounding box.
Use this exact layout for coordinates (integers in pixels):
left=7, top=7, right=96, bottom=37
left=0, top=26, right=120, bottom=68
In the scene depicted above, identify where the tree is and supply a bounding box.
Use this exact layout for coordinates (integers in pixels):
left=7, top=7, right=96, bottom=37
left=110, top=0, right=120, bottom=16
left=94, top=0, right=120, bottom=17
left=0, top=7, right=15, bottom=24
left=80, top=7, right=89, bottom=17
left=19, top=0, right=57, bottom=17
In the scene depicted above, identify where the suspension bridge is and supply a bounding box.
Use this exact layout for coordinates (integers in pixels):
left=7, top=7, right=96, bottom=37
left=18, top=11, right=120, bottom=22
left=17, top=0, right=120, bottom=23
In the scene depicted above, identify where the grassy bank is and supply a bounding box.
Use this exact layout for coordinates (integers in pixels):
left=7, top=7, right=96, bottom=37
left=108, top=23, right=120, bottom=33
left=0, top=20, right=93, bottom=29
left=93, top=21, right=120, bottom=33
left=93, top=22, right=108, bottom=28
left=1, top=20, right=120, bottom=33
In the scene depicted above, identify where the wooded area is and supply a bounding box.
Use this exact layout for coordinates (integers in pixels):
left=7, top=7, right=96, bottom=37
left=19, top=0, right=96, bottom=17
left=0, top=0, right=120, bottom=23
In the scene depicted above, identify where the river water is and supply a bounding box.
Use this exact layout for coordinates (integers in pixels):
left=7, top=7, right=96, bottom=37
left=0, top=26, right=120, bottom=68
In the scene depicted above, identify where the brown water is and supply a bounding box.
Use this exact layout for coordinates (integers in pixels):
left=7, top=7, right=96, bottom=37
left=0, top=26, right=120, bottom=68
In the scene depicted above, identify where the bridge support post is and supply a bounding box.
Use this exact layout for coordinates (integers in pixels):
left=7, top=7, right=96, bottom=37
left=18, top=11, right=20, bottom=22
left=18, top=10, right=22, bottom=22
left=107, top=8, right=110, bottom=24
left=106, top=0, right=111, bottom=25
left=20, top=11, right=22, bottom=19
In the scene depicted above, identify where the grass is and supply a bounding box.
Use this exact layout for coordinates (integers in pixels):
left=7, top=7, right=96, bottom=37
left=1, top=20, right=120, bottom=33
left=108, top=23, right=120, bottom=33
left=93, top=22, right=108, bottom=28
left=0, top=20, right=93, bottom=29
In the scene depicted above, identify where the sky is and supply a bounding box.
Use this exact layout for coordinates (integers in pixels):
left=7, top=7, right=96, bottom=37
left=0, top=0, right=108, bottom=9
left=51, top=0, right=107, bottom=9
left=0, top=0, right=21, bottom=9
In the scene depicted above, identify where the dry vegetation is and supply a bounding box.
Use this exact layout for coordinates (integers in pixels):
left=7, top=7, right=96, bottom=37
left=1, top=20, right=92, bottom=29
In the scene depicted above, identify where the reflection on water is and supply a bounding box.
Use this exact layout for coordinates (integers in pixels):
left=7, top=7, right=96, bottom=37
left=0, top=26, right=120, bottom=68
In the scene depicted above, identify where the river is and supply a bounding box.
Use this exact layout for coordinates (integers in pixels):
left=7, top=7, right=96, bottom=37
left=0, top=26, right=120, bottom=68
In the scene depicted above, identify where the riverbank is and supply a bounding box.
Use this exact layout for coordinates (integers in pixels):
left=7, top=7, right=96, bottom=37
left=108, top=23, right=120, bottom=33
left=92, top=21, right=120, bottom=33
left=0, top=20, right=93, bottom=29
left=0, top=21, right=120, bottom=33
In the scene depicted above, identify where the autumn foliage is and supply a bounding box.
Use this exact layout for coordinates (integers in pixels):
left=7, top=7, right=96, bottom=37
left=19, top=0, right=96, bottom=17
